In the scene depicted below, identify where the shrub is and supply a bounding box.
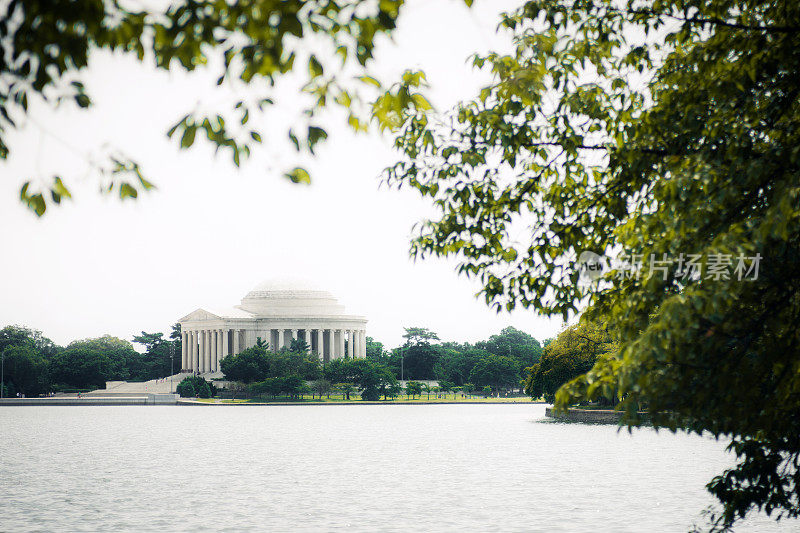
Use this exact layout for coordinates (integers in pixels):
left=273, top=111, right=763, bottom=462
left=176, top=376, right=215, bottom=398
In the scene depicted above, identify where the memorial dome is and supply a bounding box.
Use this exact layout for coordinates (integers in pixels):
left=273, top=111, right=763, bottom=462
left=238, top=277, right=347, bottom=316
left=247, top=277, right=325, bottom=293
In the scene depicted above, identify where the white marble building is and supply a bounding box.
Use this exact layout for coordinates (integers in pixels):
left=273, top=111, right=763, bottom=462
left=178, top=279, right=367, bottom=373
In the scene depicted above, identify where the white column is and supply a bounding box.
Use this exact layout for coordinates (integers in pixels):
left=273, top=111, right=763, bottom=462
left=181, top=330, right=188, bottom=370
left=222, top=329, right=229, bottom=359
left=277, top=329, right=284, bottom=350
left=232, top=329, right=240, bottom=355
left=302, top=329, right=309, bottom=348
left=188, top=331, right=194, bottom=371
left=347, top=330, right=353, bottom=358
left=290, top=329, right=297, bottom=350
left=200, top=330, right=206, bottom=373
left=193, top=331, right=199, bottom=371
left=212, top=330, right=217, bottom=371
left=210, top=330, right=216, bottom=372
left=217, top=330, right=222, bottom=364
left=218, top=329, right=224, bottom=368
left=209, top=330, right=214, bottom=370
left=245, top=329, right=256, bottom=349
left=216, top=330, right=221, bottom=369
left=194, top=331, right=199, bottom=372
left=319, top=329, right=326, bottom=360
left=206, top=329, right=214, bottom=372
left=210, top=331, right=216, bottom=371
left=198, top=331, right=205, bottom=373
left=337, top=329, right=345, bottom=360
left=361, top=330, right=367, bottom=358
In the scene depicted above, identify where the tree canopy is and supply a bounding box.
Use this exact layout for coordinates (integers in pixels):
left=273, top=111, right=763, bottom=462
left=0, top=324, right=184, bottom=391
left=220, top=344, right=320, bottom=383
left=0, top=0, right=479, bottom=215
left=468, top=354, right=519, bottom=391
left=524, top=321, right=614, bottom=403
left=382, top=0, right=800, bottom=528
left=401, top=326, right=440, bottom=346
left=476, top=326, right=543, bottom=367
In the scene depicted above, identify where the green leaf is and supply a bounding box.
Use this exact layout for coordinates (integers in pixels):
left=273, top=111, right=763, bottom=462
left=307, top=126, right=328, bottom=153
left=74, top=93, right=91, bottom=108
left=120, top=183, right=138, bottom=199
left=52, top=176, right=71, bottom=199
left=284, top=167, right=311, bottom=184
left=309, top=55, right=324, bottom=78
left=288, top=130, right=300, bottom=151
left=336, top=45, right=348, bottom=65
left=180, top=125, right=196, bottom=148
left=358, top=75, right=382, bottom=88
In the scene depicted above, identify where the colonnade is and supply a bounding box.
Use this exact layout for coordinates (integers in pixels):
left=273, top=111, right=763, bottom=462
left=181, top=327, right=367, bottom=373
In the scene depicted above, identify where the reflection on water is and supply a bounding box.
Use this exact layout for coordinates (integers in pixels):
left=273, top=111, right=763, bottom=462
left=0, top=404, right=791, bottom=532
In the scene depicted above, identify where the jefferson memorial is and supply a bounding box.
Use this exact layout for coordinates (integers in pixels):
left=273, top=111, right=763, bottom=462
left=178, top=279, right=367, bottom=373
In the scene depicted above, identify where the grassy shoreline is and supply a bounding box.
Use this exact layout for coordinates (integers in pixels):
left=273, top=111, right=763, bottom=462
left=182, top=397, right=544, bottom=406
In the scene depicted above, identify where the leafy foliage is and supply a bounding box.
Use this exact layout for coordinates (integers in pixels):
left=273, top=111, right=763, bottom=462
left=1, top=0, right=472, bottom=215
left=310, top=379, right=333, bottom=399
left=476, top=326, right=542, bottom=368
left=176, top=375, right=214, bottom=398
left=365, top=336, right=386, bottom=359
left=0, top=325, right=59, bottom=357
left=468, top=354, right=520, bottom=391
left=49, top=335, right=137, bottom=388
left=249, top=375, right=305, bottom=399
left=0, top=325, right=188, bottom=392
left=131, top=328, right=181, bottom=380
left=382, top=0, right=800, bottom=527
left=393, top=326, right=541, bottom=386
left=524, top=321, right=614, bottom=403
left=1, top=345, right=50, bottom=396
left=220, top=344, right=320, bottom=383
left=405, top=380, right=422, bottom=399
left=402, top=326, right=440, bottom=346
left=323, top=357, right=396, bottom=400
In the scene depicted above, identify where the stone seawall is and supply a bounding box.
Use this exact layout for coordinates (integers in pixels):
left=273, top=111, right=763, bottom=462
left=0, top=394, right=178, bottom=406
left=545, top=406, right=626, bottom=424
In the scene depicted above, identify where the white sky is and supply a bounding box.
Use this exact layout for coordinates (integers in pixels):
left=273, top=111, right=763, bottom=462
left=0, top=0, right=564, bottom=349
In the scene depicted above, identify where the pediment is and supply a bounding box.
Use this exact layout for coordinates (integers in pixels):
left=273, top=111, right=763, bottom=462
left=178, top=308, right=221, bottom=322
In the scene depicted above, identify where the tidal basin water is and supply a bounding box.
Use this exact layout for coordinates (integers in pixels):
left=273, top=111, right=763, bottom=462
left=0, top=404, right=793, bottom=532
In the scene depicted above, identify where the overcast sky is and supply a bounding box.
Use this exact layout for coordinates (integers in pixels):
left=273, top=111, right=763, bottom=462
left=0, top=0, right=565, bottom=349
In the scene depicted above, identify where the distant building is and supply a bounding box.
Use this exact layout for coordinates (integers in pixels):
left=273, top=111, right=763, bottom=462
left=178, top=279, right=367, bottom=373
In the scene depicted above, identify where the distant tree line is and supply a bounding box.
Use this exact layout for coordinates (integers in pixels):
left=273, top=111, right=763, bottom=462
left=372, top=326, right=544, bottom=392
left=0, top=324, right=182, bottom=395
left=214, top=326, right=546, bottom=399
left=0, top=323, right=554, bottom=398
